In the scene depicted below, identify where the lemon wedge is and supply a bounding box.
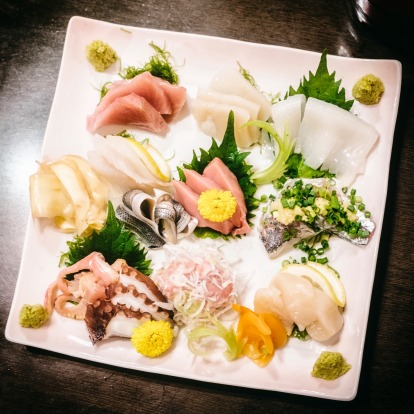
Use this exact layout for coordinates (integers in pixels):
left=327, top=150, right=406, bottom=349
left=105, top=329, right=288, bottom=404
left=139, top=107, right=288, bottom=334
left=126, top=138, right=171, bottom=182
left=281, top=263, right=346, bottom=307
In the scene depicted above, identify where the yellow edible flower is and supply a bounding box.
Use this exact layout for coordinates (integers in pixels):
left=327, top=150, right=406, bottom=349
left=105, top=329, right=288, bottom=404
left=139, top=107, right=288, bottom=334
left=197, top=189, right=237, bottom=222
left=131, top=320, right=174, bottom=357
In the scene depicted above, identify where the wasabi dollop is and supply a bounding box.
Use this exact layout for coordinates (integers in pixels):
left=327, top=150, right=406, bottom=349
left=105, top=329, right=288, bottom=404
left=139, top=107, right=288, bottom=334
left=85, top=40, right=118, bottom=72
left=352, top=74, right=384, bottom=105
left=311, top=351, right=351, bottom=380
left=19, top=304, right=50, bottom=328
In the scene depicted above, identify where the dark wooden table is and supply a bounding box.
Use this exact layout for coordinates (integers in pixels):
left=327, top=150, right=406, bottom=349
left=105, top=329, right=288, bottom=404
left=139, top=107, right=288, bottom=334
left=1, top=1, right=413, bottom=413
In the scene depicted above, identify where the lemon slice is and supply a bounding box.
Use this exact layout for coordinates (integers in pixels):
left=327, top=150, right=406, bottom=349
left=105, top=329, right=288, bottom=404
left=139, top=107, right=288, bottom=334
left=126, top=138, right=171, bottom=182
left=305, top=262, right=346, bottom=307
left=282, top=263, right=346, bottom=307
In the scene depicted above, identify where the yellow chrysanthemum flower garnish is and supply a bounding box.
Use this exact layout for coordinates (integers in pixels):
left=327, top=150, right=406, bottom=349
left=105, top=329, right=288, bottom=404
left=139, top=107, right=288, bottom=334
left=197, top=189, right=237, bottom=222
left=131, top=320, right=174, bottom=357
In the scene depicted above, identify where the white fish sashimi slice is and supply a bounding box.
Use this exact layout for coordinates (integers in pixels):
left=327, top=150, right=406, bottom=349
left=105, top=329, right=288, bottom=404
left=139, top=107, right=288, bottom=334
left=87, top=150, right=138, bottom=191
left=197, top=87, right=261, bottom=139
left=297, top=98, right=379, bottom=184
left=191, top=100, right=254, bottom=147
left=90, top=135, right=170, bottom=195
left=209, top=69, right=272, bottom=121
left=271, top=94, right=306, bottom=141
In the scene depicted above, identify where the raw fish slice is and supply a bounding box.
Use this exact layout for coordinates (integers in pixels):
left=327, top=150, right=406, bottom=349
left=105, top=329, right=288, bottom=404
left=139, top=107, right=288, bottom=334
left=92, top=71, right=173, bottom=116
left=183, top=168, right=243, bottom=229
left=209, top=69, right=272, bottom=121
left=272, top=273, right=319, bottom=330
left=87, top=93, right=169, bottom=134
left=203, top=158, right=247, bottom=214
left=254, top=284, right=294, bottom=335
left=197, top=88, right=261, bottom=138
left=158, top=79, right=187, bottom=122
left=296, top=98, right=378, bottom=185
left=305, top=287, right=343, bottom=342
left=91, top=134, right=172, bottom=195
left=271, top=94, right=306, bottom=141
left=191, top=100, right=254, bottom=148
left=172, top=179, right=234, bottom=234
left=203, top=157, right=250, bottom=235
left=87, top=150, right=139, bottom=192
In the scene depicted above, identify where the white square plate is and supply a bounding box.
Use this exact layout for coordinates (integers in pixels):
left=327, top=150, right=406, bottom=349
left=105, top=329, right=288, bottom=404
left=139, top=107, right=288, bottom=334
left=5, top=16, right=401, bottom=401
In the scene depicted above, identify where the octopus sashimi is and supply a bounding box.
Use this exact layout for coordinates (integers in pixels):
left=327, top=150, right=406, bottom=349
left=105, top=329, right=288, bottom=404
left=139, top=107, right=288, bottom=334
left=87, top=93, right=169, bottom=134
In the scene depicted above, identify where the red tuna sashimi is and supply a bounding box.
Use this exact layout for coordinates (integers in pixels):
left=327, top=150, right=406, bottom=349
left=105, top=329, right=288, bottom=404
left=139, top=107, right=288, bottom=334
left=173, top=179, right=234, bottom=235
left=94, top=72, right=173, bottom=116
left=157, top=78, right=187, bottom=122
left=203, top=157, right=250, bottom=235
left=87, top=93, right=168, bottom=133
left=183, top=168, right=243, bottom=229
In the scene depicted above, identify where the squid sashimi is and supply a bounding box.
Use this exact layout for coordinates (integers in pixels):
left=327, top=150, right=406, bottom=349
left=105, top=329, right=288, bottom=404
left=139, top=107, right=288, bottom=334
left=271, top=94, right=306, bottom=140
left=87, top=93, right=169, bottom=134
left=296, top=97, right=378, bottom=186
left=254, top=272, right=343, bottom=342
left=191, top=100, right=254, bottom=148
left=172, top=179, right=234, bottom=234
left=182, top=168, right=244, bottom=230
left=209, top=69, right=272, bottom=122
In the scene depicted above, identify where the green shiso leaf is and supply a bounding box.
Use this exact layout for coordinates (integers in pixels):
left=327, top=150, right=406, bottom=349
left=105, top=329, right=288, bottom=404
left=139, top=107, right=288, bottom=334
left=287, top=49, right=354, bottom=111
left=283, top=153, right=335, bottom=179
left=59, top=201, right=152, bottom=275
left=178, top=111, right=259, bottom=240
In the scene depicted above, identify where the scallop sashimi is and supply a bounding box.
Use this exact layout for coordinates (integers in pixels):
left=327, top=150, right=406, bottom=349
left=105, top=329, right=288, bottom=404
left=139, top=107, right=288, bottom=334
left=254, top=271, right=344, bottom=342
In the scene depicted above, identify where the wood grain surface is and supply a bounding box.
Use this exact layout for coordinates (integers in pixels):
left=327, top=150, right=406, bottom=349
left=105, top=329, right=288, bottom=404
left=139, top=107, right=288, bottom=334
left=1, top=1, right=413, bottom=413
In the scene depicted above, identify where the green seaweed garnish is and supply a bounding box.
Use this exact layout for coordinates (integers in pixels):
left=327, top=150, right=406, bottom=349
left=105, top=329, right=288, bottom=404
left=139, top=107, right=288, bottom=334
left=287, top=49, right=354, bottom=111
left=178, top=111, right=259, bottom=240
left=59, top=201, right=152, bottom=275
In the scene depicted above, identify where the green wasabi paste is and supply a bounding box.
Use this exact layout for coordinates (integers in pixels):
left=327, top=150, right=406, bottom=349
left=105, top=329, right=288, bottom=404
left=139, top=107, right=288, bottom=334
left=352, top=74, right=384, bottom=105
left=311, top=351, right=351, bottom=380
left=86, top=40, right=118, bottom=72
left=19, top=304, right=50, bottom=328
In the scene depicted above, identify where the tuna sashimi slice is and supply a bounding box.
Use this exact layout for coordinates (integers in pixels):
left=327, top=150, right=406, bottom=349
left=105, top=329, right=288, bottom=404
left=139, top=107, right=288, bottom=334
left=183, top=168, right=243, bottom=230
left=157, top=78, right=187, bottom=122
left=202, top=157, right=250, bottom=235
left=87, top=93, right=168, bottom=134
left=172, top=179, right=234, bottom=235
left=94, top=72, right=174, bottom=116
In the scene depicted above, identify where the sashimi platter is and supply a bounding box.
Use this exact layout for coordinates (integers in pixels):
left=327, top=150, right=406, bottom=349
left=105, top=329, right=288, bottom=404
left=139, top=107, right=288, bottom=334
left=5, top=16, right=401, bottom=401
